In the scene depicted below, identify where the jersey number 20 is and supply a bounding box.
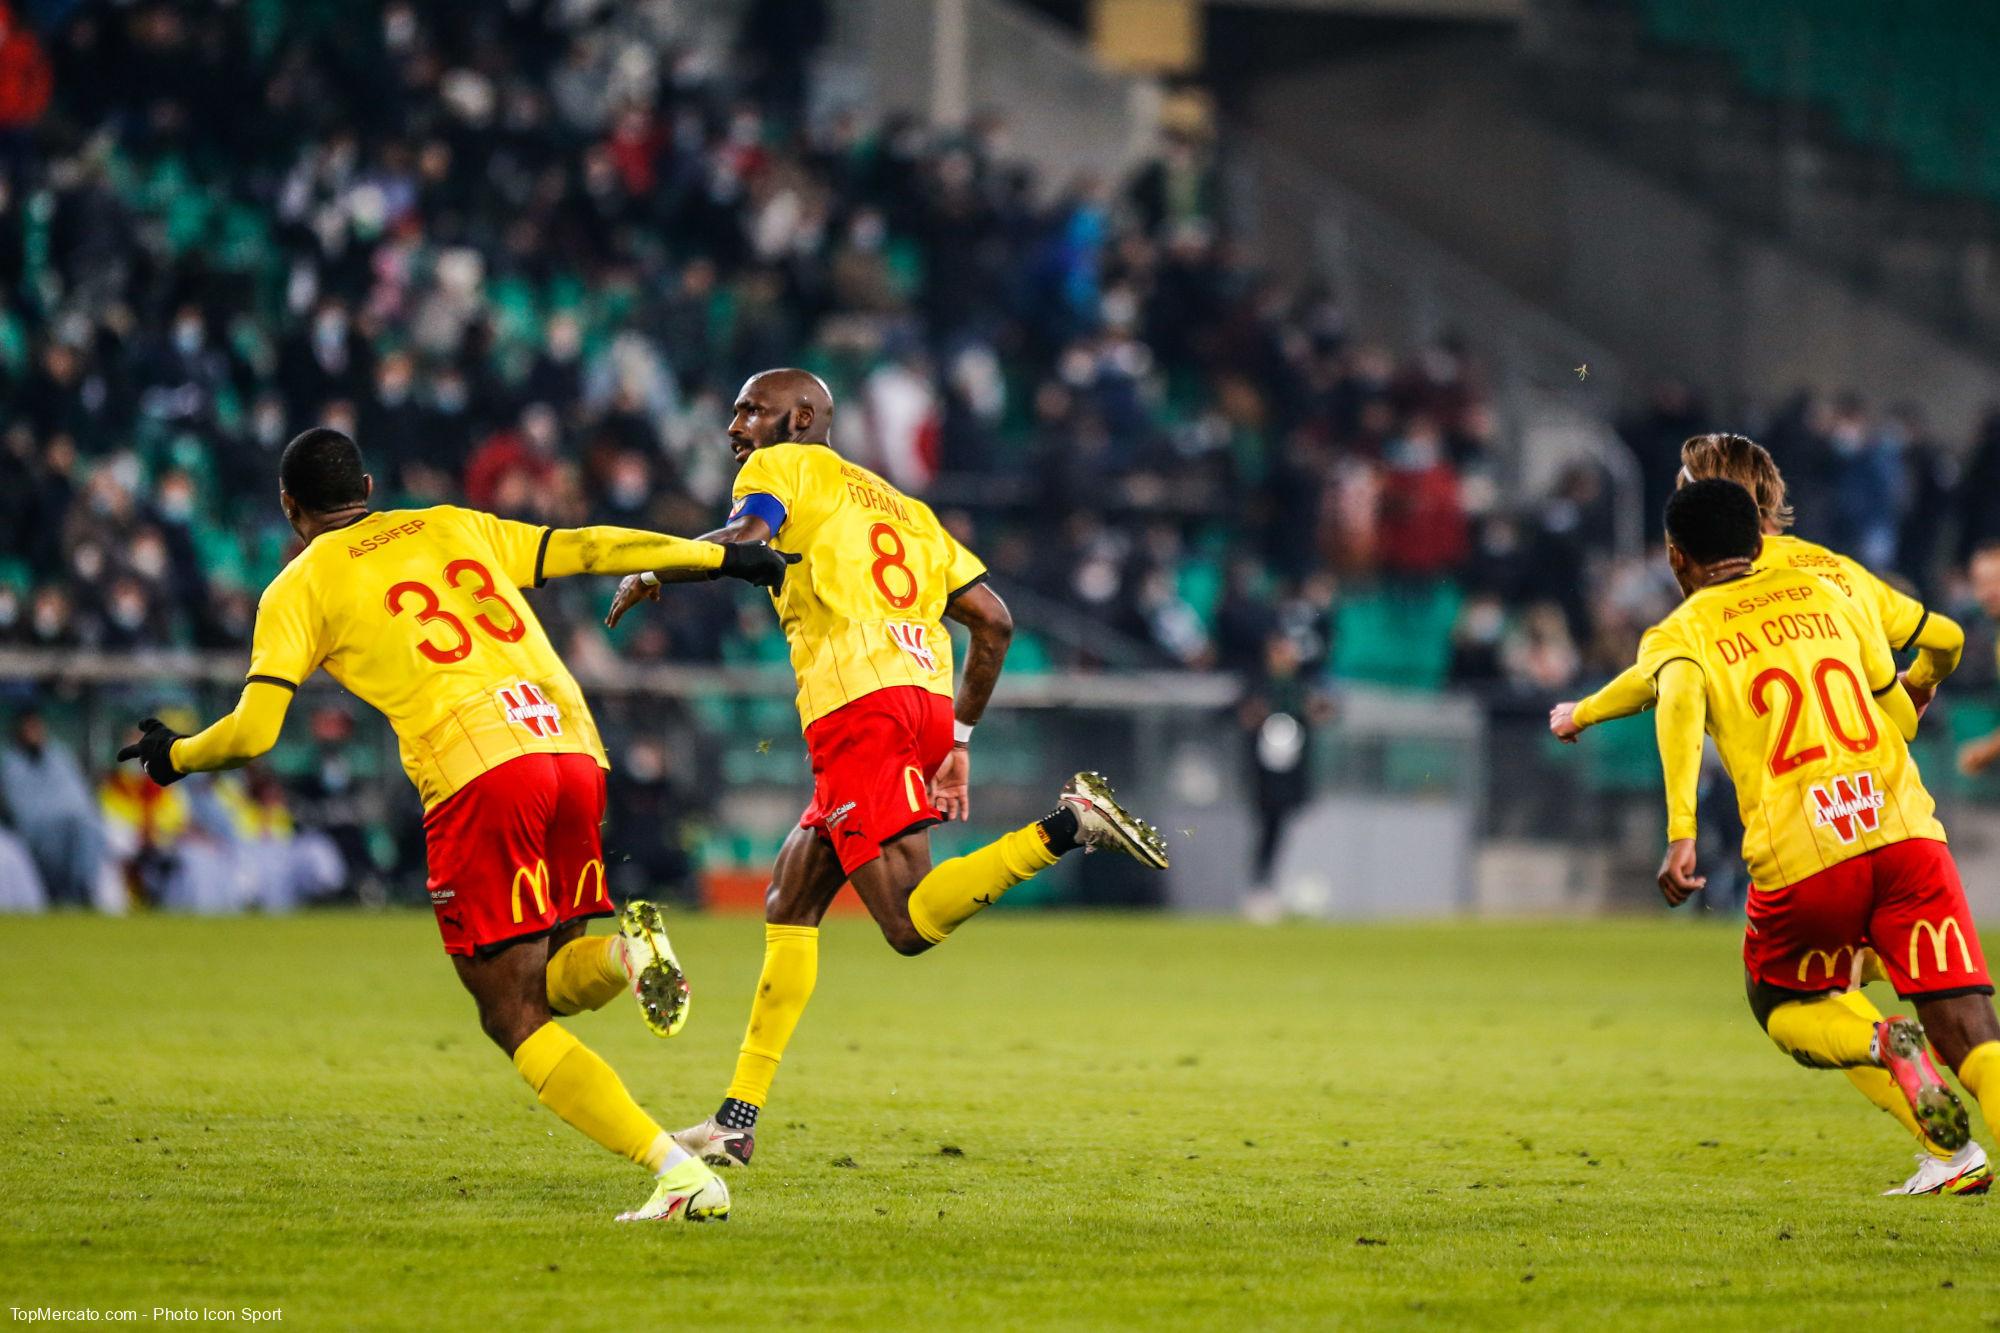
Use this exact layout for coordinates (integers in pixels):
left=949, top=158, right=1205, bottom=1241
left=1749, top=658, right=1879, bottom=777
left=385, top=559, right=527, bottom=664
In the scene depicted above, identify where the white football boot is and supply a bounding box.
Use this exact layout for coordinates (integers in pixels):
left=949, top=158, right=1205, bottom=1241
left=674, top=1117, right=755, bottom=1168
left=615, top=1156, right=731, bottom=1222
left=1883, top=1142, right=1992, bottom=1197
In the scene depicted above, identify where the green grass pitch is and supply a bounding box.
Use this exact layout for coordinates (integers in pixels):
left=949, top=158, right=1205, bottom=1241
left=5, top=912, right=1998, bottom=1328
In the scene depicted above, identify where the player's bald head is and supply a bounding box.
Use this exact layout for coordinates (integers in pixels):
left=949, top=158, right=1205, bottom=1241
left=730, top=367, right=835, bottom=455
left=743, top=368, right=832, bottom=418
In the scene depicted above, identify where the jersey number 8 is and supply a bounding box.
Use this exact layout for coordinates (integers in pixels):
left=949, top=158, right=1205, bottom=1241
left=868, top=522, right=919, bottom=609
left=386, top=559, right=527, bottom=664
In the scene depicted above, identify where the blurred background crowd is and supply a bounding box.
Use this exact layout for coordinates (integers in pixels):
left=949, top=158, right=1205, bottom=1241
left=3, top=0, right=2000, bottom=913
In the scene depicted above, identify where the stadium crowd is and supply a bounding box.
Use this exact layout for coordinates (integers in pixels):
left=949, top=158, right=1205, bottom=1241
left=2, top=0, right=1999, bottom=909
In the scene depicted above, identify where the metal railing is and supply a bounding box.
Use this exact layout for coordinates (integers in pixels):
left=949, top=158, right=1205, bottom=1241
left=11, top=650, right=1997, bottom=917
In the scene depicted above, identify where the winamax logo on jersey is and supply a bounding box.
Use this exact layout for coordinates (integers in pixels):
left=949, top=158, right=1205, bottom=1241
left=1808, top=772, right=1883, bottom=843
left=497, top=682, right=563, bottom=737
left=886, top=622, right=937, bottom=671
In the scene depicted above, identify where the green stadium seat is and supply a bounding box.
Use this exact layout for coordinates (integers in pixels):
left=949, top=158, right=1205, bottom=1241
left=1637, top=0, right=2000, bottom=206
left=1329, top=581, right=1462, bottom=691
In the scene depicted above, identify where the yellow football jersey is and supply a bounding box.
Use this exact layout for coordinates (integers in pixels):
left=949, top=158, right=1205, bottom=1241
left=1637, top=565, right=1944, bottom=889
left=730, top=443, right=987, bottom=729
left=1761, top=532, right=1929, bottom=651
left=246, top=505, right=606, bottom=809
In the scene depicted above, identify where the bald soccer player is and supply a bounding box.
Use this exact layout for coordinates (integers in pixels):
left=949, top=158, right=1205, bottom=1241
left=605, top=368, right=1170, bottom=1169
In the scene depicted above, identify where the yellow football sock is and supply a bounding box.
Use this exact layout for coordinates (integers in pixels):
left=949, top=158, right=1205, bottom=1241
left=1765, top=993, right=1876, bottom=1069
left=906, top=825, right=1059, bottom=944
left=1832, top=990, right=1949, bottom=1156
left=1956, top=1040, right=2000, bottom=1143
left=545, top=934, right=629, bottom=1016
left=724, top=925, right=819, bottom=1108
left=512, top=1021, right=671, bottom=1171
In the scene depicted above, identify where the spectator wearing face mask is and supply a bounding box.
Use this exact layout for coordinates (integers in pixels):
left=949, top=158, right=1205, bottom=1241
left=1823, top=394, right=1902, bottom=572
left=362, top=352, right=432, bottom=497
left=144, top=477, right=211, bottom=619
left=25, top=586, right=77, bottom=648
left=0, top=707, right=110, bottom=909
left=419, top=367, right=475, bottom=482
left=99, top=576, right=161, bottom=649
left=1376, top=414, right=1469, bottom=579
left=279, top=299, right=372, bottom=411
left=136, top=305, right=236, bottom=432
left=524, top=311, right=585, bottom=411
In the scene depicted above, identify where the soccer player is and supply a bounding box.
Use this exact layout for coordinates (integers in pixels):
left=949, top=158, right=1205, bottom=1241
left=1955, top=541, right=2000, bottom=779
left=604, top=368, right=1169, bottom=1167
left=1550, top=432, right=1982, bottom=1194
left=115, top=427, right=794, bottom=1222
left=1552, top=433, right=1966, bottom=742
left=1639, top=479, right=2000, bottom=1191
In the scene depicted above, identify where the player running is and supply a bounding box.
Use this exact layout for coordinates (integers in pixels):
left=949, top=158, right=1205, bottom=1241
left=1552, top=433, right=1966, bottom=742
left=1638, top=479, right=2000, bottom=1190
left=1550, top=432, right=1983, bottom=1194
left=114, top=427, right=793, bottom=1223
left=604, top=368, right=1169, bottom=1168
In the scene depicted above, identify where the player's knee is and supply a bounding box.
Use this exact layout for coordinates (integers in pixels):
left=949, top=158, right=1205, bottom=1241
left=1916, top=997, right=1999, bottom=1070
left=476, top=998, right=548, bottom=1054
left=765, top=886, right=818, bottom=927
left=881, top=919, right=932, bottom=957
left=1744, top=974, right=1793, bottom=1033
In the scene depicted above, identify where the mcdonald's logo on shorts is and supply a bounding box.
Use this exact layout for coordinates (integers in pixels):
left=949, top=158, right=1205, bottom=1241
left=573, top=857, right=607, bottom=908
left=1796, top=945, right=1855, bottom=985
left=1909, top=917, right=1973, bottom=980
left=903, top=765, right=926, bottom=813
left=511, top=859, right=550, bottom=923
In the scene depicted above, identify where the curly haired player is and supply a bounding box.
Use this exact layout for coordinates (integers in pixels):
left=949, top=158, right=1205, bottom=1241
left=1552, top=434, right=1982, bottom=1196
left=1631, top=480, right=2000, bottom=1193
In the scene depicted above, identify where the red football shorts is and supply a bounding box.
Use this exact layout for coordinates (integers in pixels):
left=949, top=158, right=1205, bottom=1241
left=801, top=685, right=954, bottom=875
left=422, top=751, right=612, bottom=957
left=1744, top=838, right=1992, bottom=999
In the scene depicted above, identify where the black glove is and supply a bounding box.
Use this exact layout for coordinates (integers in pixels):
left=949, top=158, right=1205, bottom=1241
left=117, top=717, right=187, bottom=786
left=715, top=541, right=801, bottom=589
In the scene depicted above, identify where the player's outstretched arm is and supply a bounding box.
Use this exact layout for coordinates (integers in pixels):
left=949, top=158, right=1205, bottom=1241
left=1653, top=658, right=1707, bottom=906
left=544, top=523, right=793, bottom=588
left=932, top=584, right=1014, bottom=821
left=118, top=680, right=294, bottom=786
left=603, top=514, right=779, bottom=628
left=1551, top=661, right=1656, bottom=742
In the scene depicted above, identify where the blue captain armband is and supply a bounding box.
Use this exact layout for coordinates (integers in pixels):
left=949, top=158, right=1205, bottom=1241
left=730, top=492, right=787, bottom=534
